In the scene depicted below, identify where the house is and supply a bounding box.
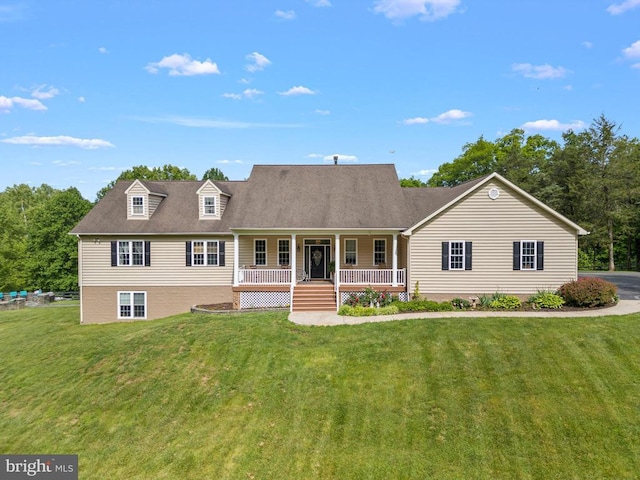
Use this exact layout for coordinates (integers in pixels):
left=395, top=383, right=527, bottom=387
left=70, top=164, right=588, bottom=323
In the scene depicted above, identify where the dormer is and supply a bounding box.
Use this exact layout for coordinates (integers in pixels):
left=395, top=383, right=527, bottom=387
left=125, top=180, right=167, bottom=220
left=197, top=180, right=229, bottom=220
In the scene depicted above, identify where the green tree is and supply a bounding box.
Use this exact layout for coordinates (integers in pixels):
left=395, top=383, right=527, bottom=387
left=26, top=188, right=93, bottom=291
left=96, top=164, right=197, bottom=200
left=400, top=176, right=427, bottom=187
left=427, top=136, right=497, bottom=187
left=202, top=167, right=229, bottom=181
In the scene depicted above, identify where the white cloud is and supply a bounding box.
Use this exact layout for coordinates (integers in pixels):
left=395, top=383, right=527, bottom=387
left=278, top=85, right=318, bottom=96
left=402, top=117, right=429, bottom=125
left=607, top=0, right=640, bottom=15
left=1, top=135, right=115, bottom=149
left=512, top=63, right=570, bottom=79
left=622, top=40, right=640, bottom=58
left=88, top=166, right=123, bottom=171
left=0, top=95, right=47, bottom=112
left=314, top=109, right=330, bottom=115
left=520, top=119, right=586, bottom=132
left=373, top=0, right=461, bottom=21
left=402, top=109, right=472, bottom=125
left=275, top=9, right=296, bottom=20
left=323, top=154, right=358, bottom=162
left=31, top=84, right=59, bottom=100
left=216, top=159, right=244, bottom=164
left=306, top=0, right=332, bottom=6
left=0, top=4, right=27, bottom=22
left=245, top=52, right=271, bottom=73
left=145, top=53, right=220, bottom=76
left=307, top=153, right=324, bottom=158
left=53, top=160, right=81, bottom=167
left=222, top=88, right=264, bottom=100
left=582, top=41, right=593, bottom=49
left=78, top=96, right=86, bottom=103
left=414, top=169, right=437, bottom=176
left=98, top=46, right=108, bottom=54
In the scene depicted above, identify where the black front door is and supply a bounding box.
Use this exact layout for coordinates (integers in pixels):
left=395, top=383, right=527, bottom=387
left=309, top=245, right=326, bottom=279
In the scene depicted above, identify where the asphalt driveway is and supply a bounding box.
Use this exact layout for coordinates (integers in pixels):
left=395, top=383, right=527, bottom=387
left=580, top=271, right=640, bottom=300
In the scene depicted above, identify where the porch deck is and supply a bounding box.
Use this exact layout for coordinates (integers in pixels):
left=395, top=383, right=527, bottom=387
left=238, top=267, right=406, bottom=286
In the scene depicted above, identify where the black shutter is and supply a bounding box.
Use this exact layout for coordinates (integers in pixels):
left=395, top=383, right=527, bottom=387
left=513, top=241, right=521, bottom=270
left=441, top=242, right=449, bottom=270
left=111, top=241, right=118, bottom=267
left=536, top=241, right=544, bottom=271
left=144, top=241, right=151, bottom=266
left=186, top=241, right=192, bottom=266
left=465, top=241, right=472, bottom=271
left=219, top=241, right=225, bottom=266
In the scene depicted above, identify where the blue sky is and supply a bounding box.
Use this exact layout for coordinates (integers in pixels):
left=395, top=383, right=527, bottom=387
left=1, top=0, right=639, bottom=200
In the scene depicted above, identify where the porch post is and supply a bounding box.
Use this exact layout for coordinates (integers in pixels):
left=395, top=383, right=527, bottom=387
left=291, top=234, right=297, bottom=287
left=392, top=233, right=398, bottom=287
left=233, top=233, right=240, bottom=286
left=334, top=234, right=340, bottom=292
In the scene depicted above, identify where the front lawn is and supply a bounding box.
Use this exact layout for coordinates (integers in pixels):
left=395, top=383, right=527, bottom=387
left=1, top=307, right=639, bottom=479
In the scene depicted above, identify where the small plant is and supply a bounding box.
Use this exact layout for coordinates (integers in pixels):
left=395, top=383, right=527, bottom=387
left=451, top=297, right=471, bottom=309
left=477, top=293, right=493, bottom=308
left=489, top=295, right=521, bottom=309
left=527, top=290, right=565, bottom=309
left=559, top=277, right=618, bottom=307
left=412, top=281, right=421, bottom=301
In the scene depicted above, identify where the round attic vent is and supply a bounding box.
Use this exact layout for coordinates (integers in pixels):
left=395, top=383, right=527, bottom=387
left=488, top=187, right=500, bottom=200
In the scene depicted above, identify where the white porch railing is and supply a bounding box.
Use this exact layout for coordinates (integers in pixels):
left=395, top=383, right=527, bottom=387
left=239, top=268, right=292, bottom=284
left=339, top=268, right=406, bottom=285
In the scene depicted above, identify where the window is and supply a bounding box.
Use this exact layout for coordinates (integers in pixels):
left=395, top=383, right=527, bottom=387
left=118, top=291, right=146, bottom=319
left=113, top=241, right=150, bottom=266
left=441, top=241, right=472, bottom=271
left=278, top=239, right=290, bottom=266
left=344, top=239, right=357, bottom=265
left=514, top=241, right=544, bottom=271
left=255, top=239, right=267, bottom=265
left=203, top=196, right=216, bottom=216
left=131, top=196, right=145, bottom=216
left=185, top=240, right=224, bottom=266
left=374, top=239, right=386, bottom=265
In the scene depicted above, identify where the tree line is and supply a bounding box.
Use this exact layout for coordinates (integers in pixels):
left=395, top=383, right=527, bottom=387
left=1, top=116, right=638, bottom=292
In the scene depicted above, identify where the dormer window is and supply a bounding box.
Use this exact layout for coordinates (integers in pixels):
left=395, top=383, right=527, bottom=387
left=203, top=196, right=217, bottom=216
left=131, top=196, right=145, bottom=216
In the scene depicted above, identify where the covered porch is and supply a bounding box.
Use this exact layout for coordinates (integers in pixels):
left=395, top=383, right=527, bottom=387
left=231, top=232, right=407, bottom=311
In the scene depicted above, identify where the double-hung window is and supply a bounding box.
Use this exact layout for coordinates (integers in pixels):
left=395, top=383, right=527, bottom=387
left=203, top=196, right=216, bottom=216
left=131, top=196, right=145, bottom=216
left=514, top=241, right=544, bottom=271
left=118, top=291, right=146, bottom=319
left=254, top=239, right=267, bottom=266
left=115, top=240, right=149, bottom=266
left=186, top=240, right=224, bottom=266
left=442, top=241, right=472, bottom=271
left=344, top=239, right=357, bottom=265
left=374, top=239, right=386, bottom=265
left=278, top=239, right=290, bottom=266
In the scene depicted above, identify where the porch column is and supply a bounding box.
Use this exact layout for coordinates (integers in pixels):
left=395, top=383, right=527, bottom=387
left=291, top=234, right=297, bottom=287
left=334, top=234, right=340, bottom=292
left=392, top=233, right=398, bottom=287
left=233, top=233, right=239, bottom=286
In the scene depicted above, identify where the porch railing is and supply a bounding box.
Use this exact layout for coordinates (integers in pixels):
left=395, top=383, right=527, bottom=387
left=339, top=268, right=405, bottom=285
left=239, top=268, right=292, bottom=284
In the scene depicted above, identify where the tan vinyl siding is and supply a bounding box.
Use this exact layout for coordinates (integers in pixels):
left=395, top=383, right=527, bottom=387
left=198, top=182, right=222, bottom=219
left=148, top=194, right=163, bottom=217
left=220, top=194, right=229, bottom=216
left=126, top=182, right=149, bottom=219
left=80, top=236, right=234, bottom=287
left=81, top=285, right=232, bottom=324
left=409, top=181, right=579, bottom=296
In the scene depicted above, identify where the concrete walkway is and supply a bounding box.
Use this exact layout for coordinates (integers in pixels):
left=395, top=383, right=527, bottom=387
left=288, top=300, right=640, bottom=326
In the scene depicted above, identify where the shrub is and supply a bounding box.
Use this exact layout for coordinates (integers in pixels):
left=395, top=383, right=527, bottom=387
left=344, top=288, right=395, bottom=308
left=489, top=295, right=522, bottom=309
left=477, top=293, right=494, bottom=308
left=451, top=297, right=471, bottom=309
left=527, top=291, right=565, bottom=309
left=559, top=277, right=618, bottom=307
left=338, top=304, right=399, bottom=316
left=393, top=299, right=454, bottom=312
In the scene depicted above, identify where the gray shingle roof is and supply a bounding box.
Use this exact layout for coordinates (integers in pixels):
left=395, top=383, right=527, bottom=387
left=70, top=165, right=489, bottom=235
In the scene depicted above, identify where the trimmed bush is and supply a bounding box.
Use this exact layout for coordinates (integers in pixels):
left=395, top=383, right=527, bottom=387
left=559, top=277, right=618, bottom=307
left=451, top=297, right=471, bottom=309
left=489, top=295, right=522, bottom=310
left=393, top=299, right=454, bottom=313
left=527, top=291, right=565, bottom=309
left=338, top=305, right=399, bottom=317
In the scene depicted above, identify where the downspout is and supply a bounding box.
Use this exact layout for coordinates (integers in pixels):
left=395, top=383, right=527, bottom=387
left=290, top=234, right=297, bottom=312
left=334, top=233, right=340, bottom=311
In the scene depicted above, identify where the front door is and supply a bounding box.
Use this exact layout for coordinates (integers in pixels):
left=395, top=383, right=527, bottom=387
left=309, top=245, right=327, bottom=279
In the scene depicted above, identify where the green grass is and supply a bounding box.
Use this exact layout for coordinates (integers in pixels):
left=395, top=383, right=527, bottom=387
left=1, top=308, right=640, bottom=479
